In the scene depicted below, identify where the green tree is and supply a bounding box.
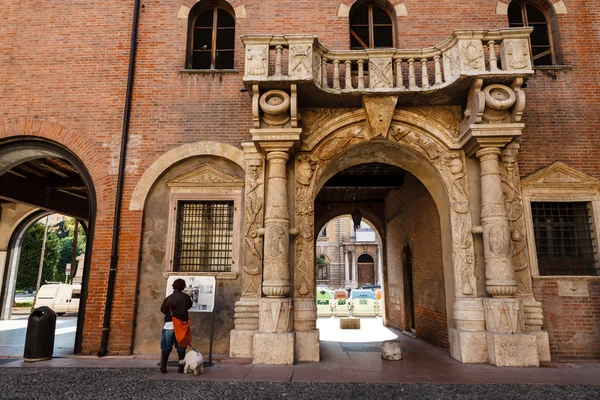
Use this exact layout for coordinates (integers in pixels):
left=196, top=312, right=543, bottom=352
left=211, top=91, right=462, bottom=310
left=16, top=222, right=60, bottom=291
left=55, top=218, right=86, bottom=283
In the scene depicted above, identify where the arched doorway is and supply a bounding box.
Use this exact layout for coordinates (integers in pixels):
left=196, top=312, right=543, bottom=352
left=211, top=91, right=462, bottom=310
left=0, top=139, right=96, bottom=354
left=357, top=253, right=375, bottom=287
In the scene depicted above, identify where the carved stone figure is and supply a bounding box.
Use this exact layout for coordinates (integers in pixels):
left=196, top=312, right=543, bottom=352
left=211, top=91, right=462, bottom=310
left=443, top=45, right=460, bottom=81
left=505, top=39, right=530, bottom=70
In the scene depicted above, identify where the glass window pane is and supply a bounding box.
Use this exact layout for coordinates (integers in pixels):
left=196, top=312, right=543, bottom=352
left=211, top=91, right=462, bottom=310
left=215, top=50, right=234, bottom=69
left=351, top=6, right=369, bottom=25
left=192, top=52, right=212, bottom=69
left=195, top=10, right=213, bottom=28
left=216, top=28, right=235, bottom=50
left=507, top=4, right=524, bottom=25
left=217, top=9, right=235, bottom=27
left=374, top=25, right=393, bottom=48
left=372, top=6, right=391, bottom=25
left=350, top=26, right=370, bottom=49
left=526, top=4, right=547, bottom=23
left=531, top=24, right=550, bottom=46
left=194, top=28, right=213, bottom=51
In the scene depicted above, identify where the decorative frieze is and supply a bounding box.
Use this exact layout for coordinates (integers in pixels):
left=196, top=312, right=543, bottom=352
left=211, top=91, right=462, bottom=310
left=483, top=298, right=525, bottom=334
left=259, top=298, right=294, bottom=333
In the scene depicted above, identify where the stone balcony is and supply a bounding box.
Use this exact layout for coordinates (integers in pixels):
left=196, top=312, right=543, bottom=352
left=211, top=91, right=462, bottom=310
left=242, top=28, right=533, bottom=107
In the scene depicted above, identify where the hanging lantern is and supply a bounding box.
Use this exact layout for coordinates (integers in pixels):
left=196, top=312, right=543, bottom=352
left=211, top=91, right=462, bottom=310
left=351, top=207, right=362, bottom=230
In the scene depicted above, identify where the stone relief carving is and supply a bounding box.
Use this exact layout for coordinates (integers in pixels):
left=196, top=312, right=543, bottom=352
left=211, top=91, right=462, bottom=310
left=502, top=39, right=531, bottom=71
left=410, top=107, right=461, bottom=139
left=246, top=46, right=268, bottom=76
left=501, top=144, right=533, bottom=297
left=483, top=298, right=525, bottom=334
left=301, top=109, right=354, bottom=141
left=443, top=45, right=460, bottom=81
left=369, top=58, right=393, bottom=89
left=460, top=40, right=485, bottom=72
left=294, top=156, right=319, bottom=296
left=290, top=45, right=312, bottom=78
left=259, top=298, right=293, bottom=333
left=243, top=161, right=264, bottom=280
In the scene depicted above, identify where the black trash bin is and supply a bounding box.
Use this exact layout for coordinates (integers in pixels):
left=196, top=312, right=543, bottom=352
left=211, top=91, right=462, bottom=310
left=23, top=306, right=57, bottom=362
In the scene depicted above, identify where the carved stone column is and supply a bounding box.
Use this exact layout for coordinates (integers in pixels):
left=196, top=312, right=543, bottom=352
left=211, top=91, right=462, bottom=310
left=262, top=150, right=291, bottom=298
left=230, top=143, right=264, bottom=359
left=253, top=145, right=296, bottom=365
left=476, top=147, right=518, bottom=298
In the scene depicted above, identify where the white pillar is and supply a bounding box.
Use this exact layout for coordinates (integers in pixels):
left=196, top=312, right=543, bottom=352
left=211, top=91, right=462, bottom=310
left=344, top=251, right=349, bottom=284
left=352, top=253, right=358, bottom=287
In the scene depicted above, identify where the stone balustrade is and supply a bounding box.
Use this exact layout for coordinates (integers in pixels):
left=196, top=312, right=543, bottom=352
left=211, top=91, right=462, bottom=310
left=242, top=28, right=533, bottom=95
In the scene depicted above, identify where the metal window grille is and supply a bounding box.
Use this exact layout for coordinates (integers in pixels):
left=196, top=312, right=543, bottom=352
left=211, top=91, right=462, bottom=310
left=174, top=201, right=234, bottom=272
left=531, top=202, right=598, bottom=276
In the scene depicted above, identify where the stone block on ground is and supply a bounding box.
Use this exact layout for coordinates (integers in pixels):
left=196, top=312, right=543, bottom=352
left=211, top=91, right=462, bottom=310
left=229, top=329, right=255, bottom=359
left=486, top=332, right=539, bottom=367
left=253, top=332, right=295, bottom=365
left=295, top=330, right=320, bottom=362
left=339, top=318, right=360, bottom=329
left=449, top=328, right=488, bottom=364
left=381, top=340, right=403, bottom=360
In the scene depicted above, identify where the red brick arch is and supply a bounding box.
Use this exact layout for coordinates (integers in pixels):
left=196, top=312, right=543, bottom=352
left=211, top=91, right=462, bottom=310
left=0, top=119, right=108, bottom=193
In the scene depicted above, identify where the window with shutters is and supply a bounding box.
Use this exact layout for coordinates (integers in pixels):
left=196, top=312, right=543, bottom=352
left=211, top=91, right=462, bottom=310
left=508, top=1, right=555, bottom=66
left=187, top=3, right=235, bottom=69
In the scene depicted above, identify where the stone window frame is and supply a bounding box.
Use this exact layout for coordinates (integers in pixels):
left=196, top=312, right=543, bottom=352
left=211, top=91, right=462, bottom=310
left=521, top=166, right=600, bottom=279
left=165, top=187, right=243, bottom=281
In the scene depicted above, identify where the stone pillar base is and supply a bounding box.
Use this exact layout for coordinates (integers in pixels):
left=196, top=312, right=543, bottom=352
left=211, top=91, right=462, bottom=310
left=486, top=332, right=539, bottom=367
left=295, top=330, right=319, bottom=362
left=449, top=329, right=488, bottom=364
left=528, top=330, right=551, bottom=362
left=229, top=329, right=255, bottom=359
left=253, top=332, right=295, bottom=365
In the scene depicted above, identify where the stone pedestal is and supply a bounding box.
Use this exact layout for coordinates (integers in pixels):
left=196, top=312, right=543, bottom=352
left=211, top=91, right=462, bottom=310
left=381, top=340, right=403, bottom=361
left=253, top=332, right=295, bottom=365
left=295, top=330, right=320, bottom=362
left=229, top=329, right=255, bottom=359
left=486, top=332, right=539, bottom=367
left=528, top=330, right=551, bottom=362
left=449, top=329, right=489, bottom=363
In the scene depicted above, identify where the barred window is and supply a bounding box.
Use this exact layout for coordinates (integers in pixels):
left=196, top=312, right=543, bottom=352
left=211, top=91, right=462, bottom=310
left=531, top=202, right=598, bottom=276
left=174, top=201, right=234, bottom=272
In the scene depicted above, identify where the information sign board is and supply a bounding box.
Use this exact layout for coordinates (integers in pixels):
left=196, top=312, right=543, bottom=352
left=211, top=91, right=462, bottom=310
left=166, top=276, right=216, bottom=313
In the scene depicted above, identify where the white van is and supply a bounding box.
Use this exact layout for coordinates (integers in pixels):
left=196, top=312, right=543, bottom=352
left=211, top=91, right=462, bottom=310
left=33, top=283, right=80, bottom=316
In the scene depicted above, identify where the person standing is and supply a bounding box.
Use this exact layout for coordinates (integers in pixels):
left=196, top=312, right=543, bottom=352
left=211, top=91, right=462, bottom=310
left=159, top=278, right=192, bottom=373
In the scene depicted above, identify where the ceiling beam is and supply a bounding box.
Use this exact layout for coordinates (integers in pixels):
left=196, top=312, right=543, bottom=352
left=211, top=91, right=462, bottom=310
left=0, top=174, right=89, bottom=219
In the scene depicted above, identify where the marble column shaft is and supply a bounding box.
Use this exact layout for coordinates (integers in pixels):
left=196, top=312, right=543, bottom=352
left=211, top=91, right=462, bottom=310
left=262, top=151, right=291, bottom=298
left=476, top=147, right=517, bottom=297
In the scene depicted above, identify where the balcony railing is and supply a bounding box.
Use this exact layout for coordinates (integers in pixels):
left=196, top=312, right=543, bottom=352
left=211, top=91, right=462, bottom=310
left=242, top=28, right=533, bottom=94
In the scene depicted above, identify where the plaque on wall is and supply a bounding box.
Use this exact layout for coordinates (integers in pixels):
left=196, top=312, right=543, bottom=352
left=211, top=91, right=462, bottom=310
left=166, top=276, right=216, bottom=312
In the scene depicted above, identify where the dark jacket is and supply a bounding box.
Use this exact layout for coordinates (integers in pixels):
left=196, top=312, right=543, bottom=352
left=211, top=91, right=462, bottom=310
left=161, top=290, right=193, bottom=323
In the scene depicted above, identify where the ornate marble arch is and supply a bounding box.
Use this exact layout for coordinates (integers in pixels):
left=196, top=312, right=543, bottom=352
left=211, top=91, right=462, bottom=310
left=293, top=108, right=477, bottom=300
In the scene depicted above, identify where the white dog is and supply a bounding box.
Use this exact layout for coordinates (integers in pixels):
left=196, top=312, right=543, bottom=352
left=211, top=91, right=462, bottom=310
left=183, top=350, right=204, bottom=375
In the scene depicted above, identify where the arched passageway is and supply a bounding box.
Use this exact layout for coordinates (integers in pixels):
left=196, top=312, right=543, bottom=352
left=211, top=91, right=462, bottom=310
left=0, top=139, right=96, bottom=354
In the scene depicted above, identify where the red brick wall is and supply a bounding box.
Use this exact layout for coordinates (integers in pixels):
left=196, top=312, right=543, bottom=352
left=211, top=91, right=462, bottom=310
left=385, top=174, right=448, bottom=350
left=533, top=279, right=600, bottom=360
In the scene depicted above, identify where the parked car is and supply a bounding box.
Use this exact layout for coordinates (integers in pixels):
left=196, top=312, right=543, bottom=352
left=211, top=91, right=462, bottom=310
left=316, top=287, right=333, bottom=317
left=349, top=289, right=378, bottom=317
left=33, top=283, right=80, bottom=316
left=332, top=289, right=350, bottom=317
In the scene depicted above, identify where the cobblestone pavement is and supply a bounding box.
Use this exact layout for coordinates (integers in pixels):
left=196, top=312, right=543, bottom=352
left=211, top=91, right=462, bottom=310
left=0, top=368, right=599, bottom=400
